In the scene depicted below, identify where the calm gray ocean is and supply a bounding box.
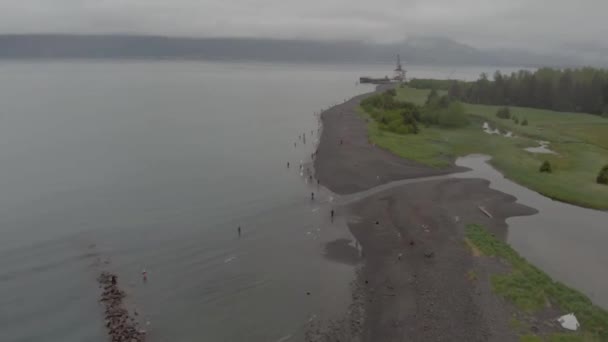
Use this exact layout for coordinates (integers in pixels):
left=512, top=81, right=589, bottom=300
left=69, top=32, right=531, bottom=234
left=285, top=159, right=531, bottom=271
left=0, top=61, right=506, bottom=342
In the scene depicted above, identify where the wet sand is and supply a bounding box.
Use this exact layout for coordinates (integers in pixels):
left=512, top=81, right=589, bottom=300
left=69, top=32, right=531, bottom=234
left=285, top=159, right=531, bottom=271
left=347, top=179, right=537, bottom=341
left=313, top=86, right=546, bottom=341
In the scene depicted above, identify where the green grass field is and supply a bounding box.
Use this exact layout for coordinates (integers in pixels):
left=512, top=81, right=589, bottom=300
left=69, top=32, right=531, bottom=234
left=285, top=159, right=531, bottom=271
left=362, top=86, right=608, bottom=209
left=467, top=224, right=606, bottom=342
left=394, top=86, right=443, bottom=105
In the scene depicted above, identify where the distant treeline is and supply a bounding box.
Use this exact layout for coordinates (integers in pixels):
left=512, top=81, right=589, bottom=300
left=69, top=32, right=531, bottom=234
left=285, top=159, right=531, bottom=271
left=411, top=68, right=608, bottom=116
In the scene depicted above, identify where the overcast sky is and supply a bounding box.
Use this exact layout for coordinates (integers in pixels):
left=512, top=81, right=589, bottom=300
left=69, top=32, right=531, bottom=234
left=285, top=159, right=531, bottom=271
left=0, top=0, right=607, bottom=51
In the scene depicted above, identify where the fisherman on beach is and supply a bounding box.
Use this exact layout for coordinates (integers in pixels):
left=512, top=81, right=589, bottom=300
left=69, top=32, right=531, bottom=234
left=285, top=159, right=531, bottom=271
left=238, top=226, right=241, bottom=237
left=311, top=192, right=315, bottom=200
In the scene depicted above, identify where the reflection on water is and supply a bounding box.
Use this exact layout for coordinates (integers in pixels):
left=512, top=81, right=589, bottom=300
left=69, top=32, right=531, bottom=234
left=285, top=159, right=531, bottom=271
left=454, top=154, right=608, bottom=308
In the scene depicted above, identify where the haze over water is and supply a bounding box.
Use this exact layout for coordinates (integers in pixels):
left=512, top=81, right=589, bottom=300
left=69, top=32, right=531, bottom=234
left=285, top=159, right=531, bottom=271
left=0, top=61, right=518, bottom=342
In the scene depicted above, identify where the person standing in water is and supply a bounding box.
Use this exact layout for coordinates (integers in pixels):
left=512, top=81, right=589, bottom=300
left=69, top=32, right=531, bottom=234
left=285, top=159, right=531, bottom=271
left=287, top=162, right=290, bottom=168
left=311, top=192, right=315, bottom=200
left=238, top=226, right=241, bottom=237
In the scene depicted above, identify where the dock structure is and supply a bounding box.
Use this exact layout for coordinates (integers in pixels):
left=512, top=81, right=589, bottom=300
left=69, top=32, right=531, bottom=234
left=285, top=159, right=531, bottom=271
left=394, top=54, right=406, bottom=82
left=359, top=55, right=407, bottom=84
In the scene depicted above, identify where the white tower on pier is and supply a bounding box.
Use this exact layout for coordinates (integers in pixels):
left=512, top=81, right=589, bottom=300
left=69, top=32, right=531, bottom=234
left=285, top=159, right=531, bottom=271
left=394, top=54, right=406, bottom=82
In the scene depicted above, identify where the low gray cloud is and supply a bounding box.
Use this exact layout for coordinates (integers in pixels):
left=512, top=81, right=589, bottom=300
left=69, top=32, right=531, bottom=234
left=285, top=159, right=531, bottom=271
left=0, top=0, right=606, bottom=52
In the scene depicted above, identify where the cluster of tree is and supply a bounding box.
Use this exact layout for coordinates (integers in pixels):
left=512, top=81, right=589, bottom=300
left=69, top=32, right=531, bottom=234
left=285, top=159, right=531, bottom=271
left=408, top=78, right=452, bottom=91
left=360, top=89, right=421, bottom=134
left=361, top=89, right=406, bottom=113
left=598, top=165, right=608, bottom=185
left=448, top=68, right=608, bottom=115
left=360, top=88, right=469, bottom=135
left=421, top=89, right=469, bottom=127
left=540, top=161, right=552, bottom=173
left=495, top=107, right=529, bottom=125
left=496, top=107, right=511, bottom=119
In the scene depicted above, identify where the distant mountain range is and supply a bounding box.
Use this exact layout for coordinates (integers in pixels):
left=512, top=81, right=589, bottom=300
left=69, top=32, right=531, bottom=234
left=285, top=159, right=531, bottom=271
left=0, top=34, right=601, bottom=68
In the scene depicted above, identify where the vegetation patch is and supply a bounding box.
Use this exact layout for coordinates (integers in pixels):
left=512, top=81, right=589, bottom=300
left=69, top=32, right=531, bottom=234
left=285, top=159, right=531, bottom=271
left=497, top=107, right=512, bottom=119
left=464, top=237, right=481, bottom=256
left=422, top=89, right=469, bottom=127
left=367, top=86, right=608, bottom=209
left=521, top=333, right=599, bottom=342
left=540, top=161, right=553, bottom=173
left=360, top=87, right=468, bottom=140
left=521, top=334, right=544, bottom=342
left=597, top=165, right=608, bottom=185
left=466, top=224, right=608, bottom=341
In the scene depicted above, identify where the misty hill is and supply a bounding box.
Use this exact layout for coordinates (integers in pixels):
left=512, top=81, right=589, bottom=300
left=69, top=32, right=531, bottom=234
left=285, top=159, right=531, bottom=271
left=0, top=34, right=592, bottom=67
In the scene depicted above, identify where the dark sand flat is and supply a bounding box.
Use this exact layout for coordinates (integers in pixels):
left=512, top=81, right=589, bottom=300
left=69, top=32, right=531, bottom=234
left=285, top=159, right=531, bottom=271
left=347, top=178, right=536, bottom=342
left=313, top=86, right=464, bottom=195
left=312, top=87, right=542, bottom=341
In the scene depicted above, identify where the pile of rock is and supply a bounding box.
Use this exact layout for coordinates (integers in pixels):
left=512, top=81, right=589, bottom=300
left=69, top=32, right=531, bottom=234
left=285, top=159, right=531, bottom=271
left=98, top=272, right=146, bottom=342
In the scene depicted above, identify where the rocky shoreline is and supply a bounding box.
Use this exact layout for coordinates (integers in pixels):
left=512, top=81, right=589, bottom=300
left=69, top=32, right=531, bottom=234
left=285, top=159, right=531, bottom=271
left=98, top=272, right=146, bottom=342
